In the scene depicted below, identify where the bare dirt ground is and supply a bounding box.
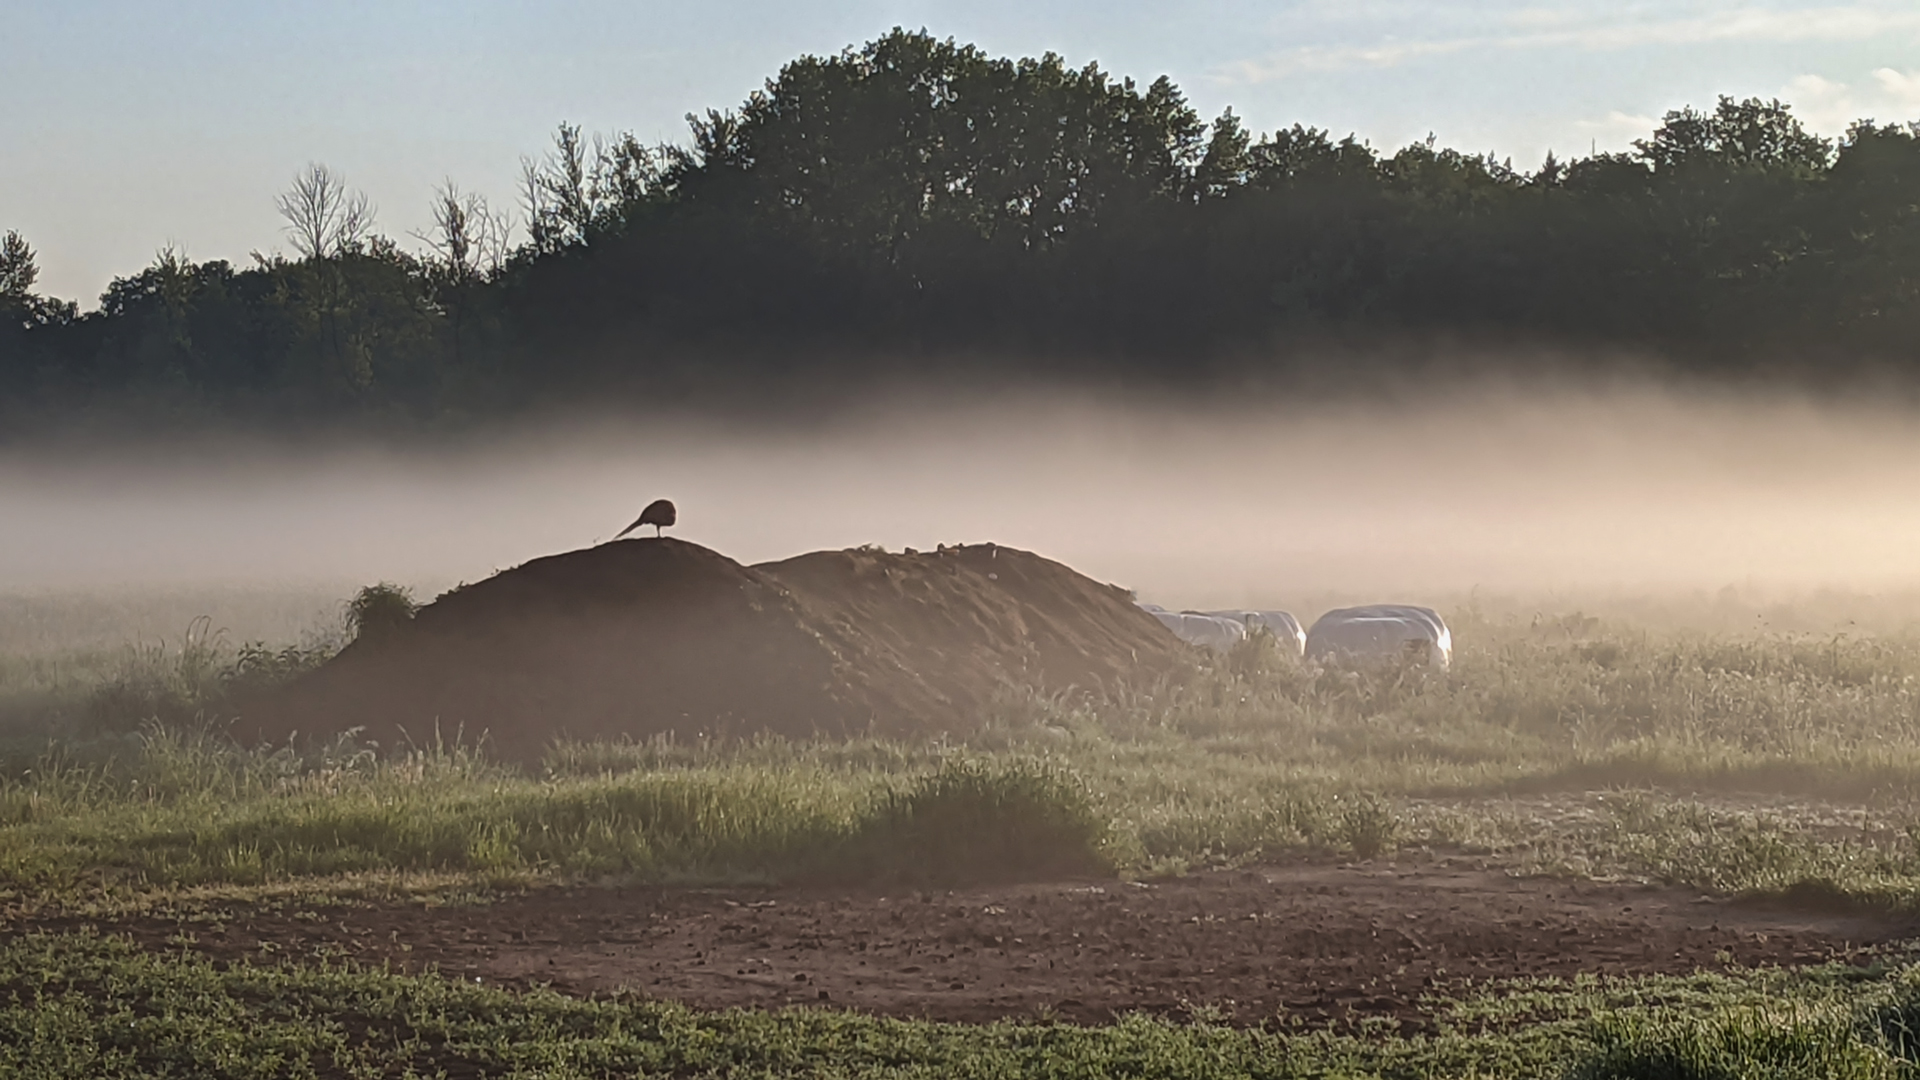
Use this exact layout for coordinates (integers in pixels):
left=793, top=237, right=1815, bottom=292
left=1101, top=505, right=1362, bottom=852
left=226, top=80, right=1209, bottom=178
left=19, top=857, right=1916, bottom=1030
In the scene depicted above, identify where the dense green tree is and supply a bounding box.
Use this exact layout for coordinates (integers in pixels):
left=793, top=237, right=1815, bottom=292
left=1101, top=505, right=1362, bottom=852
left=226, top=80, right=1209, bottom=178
left=6, top=30, right=1920, bottom=431
left=0, top=231, right=76, bottom=332
left=0, top=231, right=38, bottom=306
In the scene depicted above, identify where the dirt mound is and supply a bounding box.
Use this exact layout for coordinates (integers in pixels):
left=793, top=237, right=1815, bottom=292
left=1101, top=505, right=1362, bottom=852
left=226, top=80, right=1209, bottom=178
left=756, top=544, right=1180, bottom=726
left=243, top=539, right=859, bottom=760
left=243, top=540, right=1181, bottom=760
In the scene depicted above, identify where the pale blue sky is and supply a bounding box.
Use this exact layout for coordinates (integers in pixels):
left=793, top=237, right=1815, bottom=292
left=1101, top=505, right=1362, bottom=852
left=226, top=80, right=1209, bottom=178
left=8, top=0, right=1920, bottom=303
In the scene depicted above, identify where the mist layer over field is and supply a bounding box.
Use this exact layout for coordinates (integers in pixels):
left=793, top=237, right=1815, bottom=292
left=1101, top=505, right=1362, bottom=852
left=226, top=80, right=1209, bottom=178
left=4, top=384, right=1920, bottom=625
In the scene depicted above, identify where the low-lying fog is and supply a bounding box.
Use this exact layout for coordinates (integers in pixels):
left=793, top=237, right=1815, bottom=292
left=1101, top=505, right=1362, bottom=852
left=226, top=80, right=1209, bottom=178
left=6, top=383, right=1920, bottom=634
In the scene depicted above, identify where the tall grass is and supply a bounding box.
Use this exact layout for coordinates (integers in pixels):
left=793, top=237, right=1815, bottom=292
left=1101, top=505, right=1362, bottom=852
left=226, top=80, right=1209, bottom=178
left=0, top=615, right=336, bottom=743
left=7, top=611, right=1920, bottom=899
left=0, top=734, right=1118, bottom=898
left=849, top=758, right=1113, bottom=882
left=1570, top=1006, right=1901, bottom=1080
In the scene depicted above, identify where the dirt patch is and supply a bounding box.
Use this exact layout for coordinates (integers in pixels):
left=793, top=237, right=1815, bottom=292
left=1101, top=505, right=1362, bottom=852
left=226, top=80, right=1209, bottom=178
left=27, top=858, right=1914, bottom=1030
left=242, top=540, right=1184, bottom=760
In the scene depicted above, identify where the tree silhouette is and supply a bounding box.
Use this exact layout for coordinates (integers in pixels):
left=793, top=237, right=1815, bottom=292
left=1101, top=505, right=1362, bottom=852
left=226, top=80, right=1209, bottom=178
left=417, top=182, right=511, bottom=283
left=6, top=31, right=1920, bottom=430
left=1, top=231, right=39, bottom=300
left=277, top=164, right=377, bottom=259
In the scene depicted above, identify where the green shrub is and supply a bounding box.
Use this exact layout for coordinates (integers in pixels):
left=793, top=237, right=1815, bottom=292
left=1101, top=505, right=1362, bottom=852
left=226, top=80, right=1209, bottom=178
left=220, top=640, right=332, bottom=696
left=344, top=583, right=416, bottom=644
left=845, top=758, right=1112, bottom=884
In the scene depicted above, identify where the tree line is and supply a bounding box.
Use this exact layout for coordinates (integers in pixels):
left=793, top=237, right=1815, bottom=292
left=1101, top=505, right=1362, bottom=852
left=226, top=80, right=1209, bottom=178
left=5, top=29, right=1920, bottom=428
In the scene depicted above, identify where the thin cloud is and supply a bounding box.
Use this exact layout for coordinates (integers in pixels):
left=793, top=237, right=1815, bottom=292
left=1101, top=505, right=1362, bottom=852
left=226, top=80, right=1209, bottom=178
left=1217, top=38, right=1474, bottom=81
left=1782, top=73, right=1856, bottom=131
left=1873, top=68, right=1920, bottom=110
left=1770, top=70, right=1920, bottom=133
left=1574, top=110, right=1661, bottom=150
left=1221, top=5, right=1920, bottom=83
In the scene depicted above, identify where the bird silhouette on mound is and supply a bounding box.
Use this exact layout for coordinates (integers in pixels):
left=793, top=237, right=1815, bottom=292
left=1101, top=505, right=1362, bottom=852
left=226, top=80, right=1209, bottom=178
left=615, top=498, right=677, bottom=539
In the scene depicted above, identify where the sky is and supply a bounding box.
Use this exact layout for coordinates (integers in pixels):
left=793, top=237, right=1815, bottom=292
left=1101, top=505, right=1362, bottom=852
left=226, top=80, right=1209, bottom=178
left=7, top=0, right=1920, bottom=304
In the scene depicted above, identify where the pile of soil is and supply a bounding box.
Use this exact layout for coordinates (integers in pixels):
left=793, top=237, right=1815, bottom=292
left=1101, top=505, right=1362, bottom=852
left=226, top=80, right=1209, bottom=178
left=242, top=539, right=1182, bottom=759
left=757, top=544, right=1176, bottom=726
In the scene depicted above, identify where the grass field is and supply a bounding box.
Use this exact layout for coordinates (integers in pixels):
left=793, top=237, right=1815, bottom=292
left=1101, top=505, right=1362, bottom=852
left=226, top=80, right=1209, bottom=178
left=6, top=600, right=1920, bottom=903
left=8, top=931, right=1920, bottom=1079
left=5, top=587, right=1920, bottom=1076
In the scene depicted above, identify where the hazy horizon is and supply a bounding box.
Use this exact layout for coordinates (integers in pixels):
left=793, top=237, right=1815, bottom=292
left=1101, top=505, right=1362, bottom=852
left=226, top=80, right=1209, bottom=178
left=8, top=382, right=1920, bottom=630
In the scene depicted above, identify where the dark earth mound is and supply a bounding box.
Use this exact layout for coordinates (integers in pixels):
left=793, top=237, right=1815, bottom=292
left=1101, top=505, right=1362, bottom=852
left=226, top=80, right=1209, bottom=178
left=754, top=544, right=1176, bottom=728
left=242, top=539, right=1182, bottom=759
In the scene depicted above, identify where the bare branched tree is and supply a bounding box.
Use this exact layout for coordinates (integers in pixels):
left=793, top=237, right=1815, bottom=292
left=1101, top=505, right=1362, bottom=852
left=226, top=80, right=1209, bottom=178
left=516, top=157, right=552, bottom=255
left=414, top=182, right=513, bottom=281
left=277, top=163, right=377, bottom=259
left=475, top=199, right=514, bottom=274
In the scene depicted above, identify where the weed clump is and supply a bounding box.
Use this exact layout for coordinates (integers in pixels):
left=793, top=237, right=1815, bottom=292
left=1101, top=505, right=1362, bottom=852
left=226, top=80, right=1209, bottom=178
left=1334, top=793, right=1405, bottom=860
left=345, top=583, right=416, bottom=644
left=80, top=616, right=229, bottom=734
left=847, top=759, right=1112, bottom=884
left=73, top=616, right=335, bottom=735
